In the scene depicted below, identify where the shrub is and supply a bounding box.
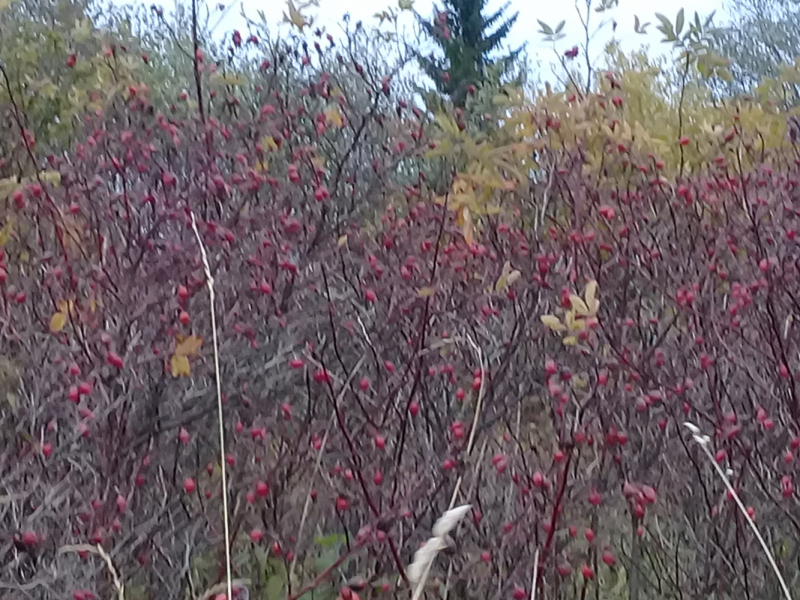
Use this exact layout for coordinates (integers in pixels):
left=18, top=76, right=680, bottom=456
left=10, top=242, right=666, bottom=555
left=3, top=4, right=800, bottom=600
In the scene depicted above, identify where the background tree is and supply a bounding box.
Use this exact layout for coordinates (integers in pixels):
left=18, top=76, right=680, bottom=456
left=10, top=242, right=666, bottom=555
left=415, top=0, right=524, bottom=106
left=710, top=0, right=800, bottom=102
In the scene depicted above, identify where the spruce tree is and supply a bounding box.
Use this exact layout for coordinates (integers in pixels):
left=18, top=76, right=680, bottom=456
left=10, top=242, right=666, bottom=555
left=417, top=0, right=524, bottom=106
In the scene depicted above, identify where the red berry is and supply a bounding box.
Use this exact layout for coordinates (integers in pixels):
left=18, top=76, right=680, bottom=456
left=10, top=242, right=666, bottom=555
left=116, top=494, right=127, bottom=513
left=250, top=528, right=263, bottom=543
left=21, top=531, right=38, bottom=545
left=179, top=311, right=190, bottom=325
left=256, top=481, right=269, bottom=497
left=581, top=565, right=594, bottom=579
left=107, top=352, right=124, bottom=369
left=184, top=478, right=196, bottom=494
left=290, top=358, right=304, bottom=369
left=602, top=550, right=616, bottom=566
left=178, top=427, right=190, bottom=444
left=512, top=585, right=526, bottom=600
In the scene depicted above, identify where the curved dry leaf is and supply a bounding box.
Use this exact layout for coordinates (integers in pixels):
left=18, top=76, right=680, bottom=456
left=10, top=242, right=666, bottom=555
left=584, top=280, right=599, bottom=314
left=408, top=537, right=442, bottom=584
left=50, top=312, right=67, bottom=333
left=570, top=294, right=590, bottom=316
left=432, top=504, right=471, bottom=538
left=540, top=314, right=566, bottom=332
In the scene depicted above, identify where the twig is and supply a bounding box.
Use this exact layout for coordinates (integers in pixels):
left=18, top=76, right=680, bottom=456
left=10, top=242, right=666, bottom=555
left=58, top=544, right=124, bottom=600
left=287, top=355, right=367, bottom=594
left=684, top=422, right=792, bottom=600
left=530, top=549, right=539, bottom=600
left=408, top=334, right=487, bottom=600
left=190, top=212, right=233, bottom=600
left=198, top=579, right=252, bottom=600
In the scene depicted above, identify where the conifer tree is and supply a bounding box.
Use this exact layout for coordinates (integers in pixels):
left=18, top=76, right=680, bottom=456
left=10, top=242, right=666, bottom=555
left=417, top=0, right=524, bottom=106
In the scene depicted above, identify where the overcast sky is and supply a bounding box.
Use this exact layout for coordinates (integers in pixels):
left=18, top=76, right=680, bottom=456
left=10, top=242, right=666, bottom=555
left=219, top=0, right=728, bottom=61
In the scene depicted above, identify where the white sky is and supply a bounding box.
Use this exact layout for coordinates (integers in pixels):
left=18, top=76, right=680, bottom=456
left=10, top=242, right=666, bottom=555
left=220, top=0, right=728, bottom=63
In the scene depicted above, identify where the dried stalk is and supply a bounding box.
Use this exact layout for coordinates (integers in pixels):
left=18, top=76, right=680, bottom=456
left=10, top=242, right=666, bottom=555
left=190, top=212, right=233, bottom=600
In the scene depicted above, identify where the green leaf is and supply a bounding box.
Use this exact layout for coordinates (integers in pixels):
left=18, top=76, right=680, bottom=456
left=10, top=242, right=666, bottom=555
left=654, top=13, right=674, bottom=39
left=265, top=558, right=287, bottom=599
left=675, top=8, right=684, bottom=36
left=315, top=547, right=340, bottom=574
left=554, top=20, right=565, bottom=34
left=537, top=19, right=553, bottom=35
left=315, top=533, right=346, bottom=547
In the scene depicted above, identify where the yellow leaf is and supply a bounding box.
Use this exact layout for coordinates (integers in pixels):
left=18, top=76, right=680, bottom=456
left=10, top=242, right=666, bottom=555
left=40, top=170, right=61, bottom=186
left=175, top=334, right=203, bottom=357
left=460, top=206, right=474, bottom=245
left=541, top=315, right=566, bottom=332
left=56, top=299, right=74, bottom=314
left=254, top=160, right=269, bottom=173
left=325, top=106, right=343, bottom=128
left=571, top=375, right=589, bottom=389
left=260, top=136, right=278, bottom=152
left=563, top=336, right=578, bottom=346
left=50, top=312, right=67, bottom=333
left=337, top=235, right=348, bottom=247
left=170, top=354, right=191, bottom=377
left=418, top=286, right=438, bottom=298
left=398, top=0, right=413, bottom=9
left=283, top=0, right=311, bottom=30
left=495, top=262, right=521, bottom=291
left=570, top=295, right=590, bottom=316
left=565, top=310, right=586, bottom=332
left=584, top=280, right=599, bottom=315
left=0, top=216, right=14, bottom=246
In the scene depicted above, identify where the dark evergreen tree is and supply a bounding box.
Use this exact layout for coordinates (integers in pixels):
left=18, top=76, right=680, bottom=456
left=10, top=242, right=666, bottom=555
left=416, top=0, right=524, bottom=106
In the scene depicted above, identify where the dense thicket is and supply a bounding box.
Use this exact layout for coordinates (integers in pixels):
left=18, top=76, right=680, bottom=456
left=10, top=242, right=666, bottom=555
left=3, top=2, right=800, bottom=600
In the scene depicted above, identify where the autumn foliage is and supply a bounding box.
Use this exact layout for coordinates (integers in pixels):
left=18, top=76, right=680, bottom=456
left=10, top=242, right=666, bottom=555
left=3, top=2, right=800, bottom=600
